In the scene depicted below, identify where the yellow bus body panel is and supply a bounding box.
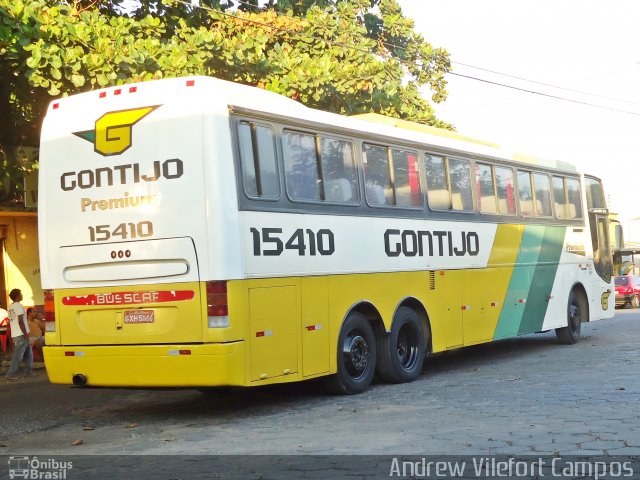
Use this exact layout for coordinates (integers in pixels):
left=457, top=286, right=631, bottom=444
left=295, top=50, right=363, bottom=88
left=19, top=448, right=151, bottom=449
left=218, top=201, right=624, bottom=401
left=53, top=281, right=204, bottom=346
left=43, top=239, right=530, bottom=388
left=45, top=272, right=463, bottom=387
left=462, top=224, right=524, bottom=345
left=44, top=343, right=245, bottom=387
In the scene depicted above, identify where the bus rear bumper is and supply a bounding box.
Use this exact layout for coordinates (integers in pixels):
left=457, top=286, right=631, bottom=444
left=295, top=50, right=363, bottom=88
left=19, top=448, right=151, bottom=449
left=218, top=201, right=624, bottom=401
left=43, top=342, right=245, bottom=387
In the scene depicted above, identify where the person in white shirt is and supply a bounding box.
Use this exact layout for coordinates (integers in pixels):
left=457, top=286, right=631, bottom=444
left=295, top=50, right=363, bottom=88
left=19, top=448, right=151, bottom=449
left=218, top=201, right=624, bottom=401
left=5, top=288, right=34, bottom=381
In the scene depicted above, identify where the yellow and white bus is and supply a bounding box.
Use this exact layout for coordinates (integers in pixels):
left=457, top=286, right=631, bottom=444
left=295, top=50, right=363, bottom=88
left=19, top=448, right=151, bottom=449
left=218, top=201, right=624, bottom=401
left=39, top=76, right=615, bottom=394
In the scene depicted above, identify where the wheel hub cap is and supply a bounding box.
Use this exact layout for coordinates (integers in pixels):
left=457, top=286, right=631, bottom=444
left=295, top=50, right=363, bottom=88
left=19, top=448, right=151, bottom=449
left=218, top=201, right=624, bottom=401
left=344, top=334, right=368, bottom=377
left=396, top=325, right=418, bottom=369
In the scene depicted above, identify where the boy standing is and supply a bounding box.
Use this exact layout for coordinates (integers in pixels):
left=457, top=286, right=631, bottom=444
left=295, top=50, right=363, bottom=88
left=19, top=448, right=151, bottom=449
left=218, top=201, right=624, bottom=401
left=6, top=288, right=33, bottom=381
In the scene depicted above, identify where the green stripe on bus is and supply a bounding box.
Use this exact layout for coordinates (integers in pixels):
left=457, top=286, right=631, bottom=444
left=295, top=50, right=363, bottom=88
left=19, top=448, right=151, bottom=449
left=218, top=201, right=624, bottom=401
left=518, top=225, right=566, bottom=334
left=493, top=225, right=545, bottom=339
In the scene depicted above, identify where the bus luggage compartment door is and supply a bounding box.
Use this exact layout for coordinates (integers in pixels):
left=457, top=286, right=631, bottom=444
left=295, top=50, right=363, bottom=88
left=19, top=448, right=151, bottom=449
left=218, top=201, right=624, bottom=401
left=249, top=285, right=299, bottom=382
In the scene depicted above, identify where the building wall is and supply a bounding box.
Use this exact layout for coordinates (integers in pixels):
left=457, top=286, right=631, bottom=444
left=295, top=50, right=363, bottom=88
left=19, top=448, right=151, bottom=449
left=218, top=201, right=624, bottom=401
left=0, top=213, right=41, bottom=310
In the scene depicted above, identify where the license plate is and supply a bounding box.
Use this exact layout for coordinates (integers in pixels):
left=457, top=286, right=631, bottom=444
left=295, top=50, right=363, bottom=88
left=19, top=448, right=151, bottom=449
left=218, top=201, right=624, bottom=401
left=124, top=310, right=155, bottom=324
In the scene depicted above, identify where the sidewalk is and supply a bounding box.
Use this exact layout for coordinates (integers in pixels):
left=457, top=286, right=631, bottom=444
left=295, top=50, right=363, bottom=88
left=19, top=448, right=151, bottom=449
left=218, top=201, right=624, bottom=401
left=0, top=359, right=48, bottom=385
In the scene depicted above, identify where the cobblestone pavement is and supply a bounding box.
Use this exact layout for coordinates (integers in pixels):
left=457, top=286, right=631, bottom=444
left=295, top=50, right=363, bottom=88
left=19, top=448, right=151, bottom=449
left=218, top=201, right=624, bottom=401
left=2, top=310, right=639, bottom=458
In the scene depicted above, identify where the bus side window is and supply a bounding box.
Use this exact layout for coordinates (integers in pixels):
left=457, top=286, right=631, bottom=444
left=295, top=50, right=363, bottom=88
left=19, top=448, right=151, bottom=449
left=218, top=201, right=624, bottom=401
left=533, top=172, right=553, bottom=216
left=238, top=121, right=280, bottom=199
left=392, top=149, right=422, bottom=208
left=425, top=154, right=450, bottom=210
left=476, top=163, right=497, bottom=214
left=448, top=158, right=473, bottom=211
left=283, top=130, right=321, bottom=201
left=363, top=144, right=393, bottom=206
left=495, top=166, right=516, bottom=214
left=566, top=177, right=582, bottom=219
left=552, top=176, right=568, bottom=219
left=320, top=136, right=359, bottom=204
left=517, top=170, right=535, bottom=215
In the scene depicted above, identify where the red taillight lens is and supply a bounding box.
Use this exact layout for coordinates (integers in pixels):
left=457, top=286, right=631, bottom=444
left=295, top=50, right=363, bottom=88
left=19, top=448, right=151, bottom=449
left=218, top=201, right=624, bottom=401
left=207, top=281, right=228, bottom=316
left=44, top=289, right=56, bottom=332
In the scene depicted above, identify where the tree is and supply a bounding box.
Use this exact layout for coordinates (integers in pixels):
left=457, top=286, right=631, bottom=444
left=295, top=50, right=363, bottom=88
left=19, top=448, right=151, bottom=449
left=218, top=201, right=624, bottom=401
left=0, top=0, right=451, bottom=203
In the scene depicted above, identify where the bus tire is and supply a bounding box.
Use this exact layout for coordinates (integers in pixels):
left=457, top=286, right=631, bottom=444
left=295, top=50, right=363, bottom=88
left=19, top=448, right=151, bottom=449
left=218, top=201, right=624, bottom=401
left=376, top=307, right=426, bottom=384
left=556, top=289, right=585, bottom=345
left=326, top=312, right=377, bottom=395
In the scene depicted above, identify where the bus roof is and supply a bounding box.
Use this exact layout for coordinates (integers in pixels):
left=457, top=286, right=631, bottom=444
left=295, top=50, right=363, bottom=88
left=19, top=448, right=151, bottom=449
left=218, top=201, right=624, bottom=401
left=352, top=112, right=577, bottom=173
left=46, top=75, right=578, bottom=174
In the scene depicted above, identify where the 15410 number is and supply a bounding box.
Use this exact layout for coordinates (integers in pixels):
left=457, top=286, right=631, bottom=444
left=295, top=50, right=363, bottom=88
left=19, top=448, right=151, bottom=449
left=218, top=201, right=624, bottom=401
left=88, top=221, right=154, bottom=242
left=250, top=227, right=335, bottom=256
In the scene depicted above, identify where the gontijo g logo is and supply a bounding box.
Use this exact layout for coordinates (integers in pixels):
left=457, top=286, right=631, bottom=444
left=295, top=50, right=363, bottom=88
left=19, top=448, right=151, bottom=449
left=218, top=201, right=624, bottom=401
left=73, top=105, right=160, bottom=156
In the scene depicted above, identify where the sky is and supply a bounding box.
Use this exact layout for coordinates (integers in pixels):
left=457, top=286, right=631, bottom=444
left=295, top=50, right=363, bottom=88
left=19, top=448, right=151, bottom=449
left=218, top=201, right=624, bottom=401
left=397, top=0, right=640, bottom=241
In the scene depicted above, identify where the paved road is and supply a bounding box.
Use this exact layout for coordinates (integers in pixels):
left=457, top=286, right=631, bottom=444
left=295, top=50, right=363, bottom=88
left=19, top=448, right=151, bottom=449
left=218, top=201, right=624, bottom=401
left=1, top=310, right=639, bottom=458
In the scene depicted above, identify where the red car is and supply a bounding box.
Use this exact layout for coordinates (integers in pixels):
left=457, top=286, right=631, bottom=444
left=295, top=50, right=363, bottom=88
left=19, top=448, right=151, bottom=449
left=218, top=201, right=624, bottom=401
left=614, top=275, right=640, bottom=308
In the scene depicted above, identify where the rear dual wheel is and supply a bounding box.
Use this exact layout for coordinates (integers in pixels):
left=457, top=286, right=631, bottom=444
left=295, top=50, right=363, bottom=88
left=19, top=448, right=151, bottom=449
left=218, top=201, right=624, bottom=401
left=328, top=307, right=428, bottom=394
left=376, top=307, right=426, bottom=384
left=326, top=312, right=377, bottom=395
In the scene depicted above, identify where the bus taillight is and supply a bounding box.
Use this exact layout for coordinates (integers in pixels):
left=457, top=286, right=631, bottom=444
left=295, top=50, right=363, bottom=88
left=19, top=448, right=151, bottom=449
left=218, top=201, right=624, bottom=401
left=206, top=281, right=229, bottom=328
left=44, top=289, right=56, bottom=332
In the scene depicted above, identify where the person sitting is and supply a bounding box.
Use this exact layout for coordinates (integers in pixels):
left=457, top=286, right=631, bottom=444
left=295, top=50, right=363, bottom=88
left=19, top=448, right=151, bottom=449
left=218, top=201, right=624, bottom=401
left=26, top=308, right=45, bottom=359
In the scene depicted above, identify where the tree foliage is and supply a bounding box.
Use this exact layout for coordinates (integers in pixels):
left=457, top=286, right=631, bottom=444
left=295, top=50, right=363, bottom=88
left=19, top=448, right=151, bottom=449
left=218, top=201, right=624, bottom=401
left=0, top=0, right=451, bottom=199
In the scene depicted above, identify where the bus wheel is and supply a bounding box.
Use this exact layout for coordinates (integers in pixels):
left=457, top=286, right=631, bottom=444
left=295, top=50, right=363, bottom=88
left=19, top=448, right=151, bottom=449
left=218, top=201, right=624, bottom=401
left=556, top=289, right=585, bottom=345
left=376, top=307, right=426, bottom=383
left=326, top=312, right=376, bottom=395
